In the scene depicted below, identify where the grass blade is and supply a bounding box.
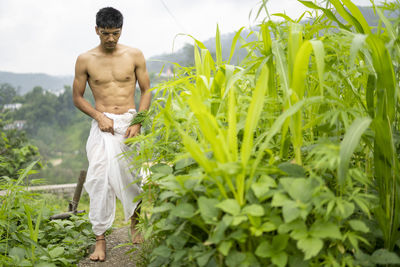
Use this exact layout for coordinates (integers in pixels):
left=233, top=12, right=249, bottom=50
left=338, top=117, right=372, bottom=186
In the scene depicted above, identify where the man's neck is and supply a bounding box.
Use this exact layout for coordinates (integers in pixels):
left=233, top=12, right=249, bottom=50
left=99, top=44, right=118, bottom=54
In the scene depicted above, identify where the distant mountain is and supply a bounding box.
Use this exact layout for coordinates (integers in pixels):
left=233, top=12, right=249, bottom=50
left=0, top=71, right=73, bottom=95
left=146, top=30, right=253, bottom=75
left=147, top=5, right=399, bottom=75
left=1, top=6, right=397, bottom=95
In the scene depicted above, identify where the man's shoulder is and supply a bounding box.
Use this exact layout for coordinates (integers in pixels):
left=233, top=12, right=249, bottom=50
left=77, top=47, right=99, bottom=61
left=119, top=44, right=143, bottom=57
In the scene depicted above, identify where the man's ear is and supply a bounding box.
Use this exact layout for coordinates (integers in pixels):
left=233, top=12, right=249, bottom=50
left=95, top=26, right=99, bottom=35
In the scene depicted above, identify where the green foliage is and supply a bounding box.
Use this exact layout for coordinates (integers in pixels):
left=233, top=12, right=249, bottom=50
left=0, top=83, right=18, bottom=107
left=0, top=115, right=40, bottom=179
left=0, top=162, right=93, bottom=266
left=132, top=1, right=400, bottom=266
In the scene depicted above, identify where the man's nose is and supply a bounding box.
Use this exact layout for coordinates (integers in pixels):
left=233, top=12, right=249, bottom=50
left=106, top=35, right=115, bottom=41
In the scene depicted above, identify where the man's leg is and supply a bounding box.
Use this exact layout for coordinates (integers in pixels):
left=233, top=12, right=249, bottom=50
left=89, top=234, right=106, bottom=261
left=130, top=201, right=143, bottom=244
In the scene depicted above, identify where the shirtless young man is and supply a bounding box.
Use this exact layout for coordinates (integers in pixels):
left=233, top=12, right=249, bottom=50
left=72, top=7, right=151, bottom=262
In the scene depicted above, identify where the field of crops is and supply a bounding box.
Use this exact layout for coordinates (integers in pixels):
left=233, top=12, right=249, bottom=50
left=129, top=0, right=400, bottom=266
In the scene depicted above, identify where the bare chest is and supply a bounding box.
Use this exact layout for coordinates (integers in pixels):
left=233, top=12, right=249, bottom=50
left=87, top=55, right=136, bottom=84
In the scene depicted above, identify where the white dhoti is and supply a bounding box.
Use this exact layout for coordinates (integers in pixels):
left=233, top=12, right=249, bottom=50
left=84, top=108, right=142, bottom=236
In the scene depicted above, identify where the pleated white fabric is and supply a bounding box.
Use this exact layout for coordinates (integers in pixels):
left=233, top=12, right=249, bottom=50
left=84, top=109, right=142, bottom=236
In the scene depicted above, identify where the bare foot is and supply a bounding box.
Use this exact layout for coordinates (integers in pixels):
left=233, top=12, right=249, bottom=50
left=90, top=235, right=106, bottom=262
left=131, top=202, right=143, bottom=244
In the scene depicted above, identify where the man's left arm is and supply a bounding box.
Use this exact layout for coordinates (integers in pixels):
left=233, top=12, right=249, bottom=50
left=125, top=50, right=151, bottom=138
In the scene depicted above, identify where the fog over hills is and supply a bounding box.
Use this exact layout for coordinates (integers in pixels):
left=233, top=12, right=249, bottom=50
left=1, top=5, right=397, bottom=95
left=0, top=71, right=73, bottom=95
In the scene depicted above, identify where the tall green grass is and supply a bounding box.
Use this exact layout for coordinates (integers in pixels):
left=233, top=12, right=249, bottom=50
left=129, top=0, right=400, bottom=266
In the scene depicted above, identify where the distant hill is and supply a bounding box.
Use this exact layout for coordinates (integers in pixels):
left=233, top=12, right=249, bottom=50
left=1, top=6, right=397, bottom=95
left=147, top=5, right=399, bottom=75
left=0, top=71, right=73, bottom=95
left=146, top=30, right=252, bottom=75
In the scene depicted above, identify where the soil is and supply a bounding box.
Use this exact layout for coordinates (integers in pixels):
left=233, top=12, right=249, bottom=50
left=78, top=226, right=138, bottom=267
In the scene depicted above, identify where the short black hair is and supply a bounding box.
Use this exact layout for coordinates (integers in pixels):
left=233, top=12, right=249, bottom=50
left=96, top=7, right=123, bottom=28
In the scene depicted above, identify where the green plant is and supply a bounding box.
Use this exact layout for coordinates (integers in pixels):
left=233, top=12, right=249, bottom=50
left=129, top=0, right=400, bottom=266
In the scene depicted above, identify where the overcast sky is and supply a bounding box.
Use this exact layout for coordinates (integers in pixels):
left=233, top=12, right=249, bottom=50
left=0, top=0, right=373, bottom=76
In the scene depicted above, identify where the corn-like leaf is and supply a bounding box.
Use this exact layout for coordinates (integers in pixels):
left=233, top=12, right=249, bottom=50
left=310, top=40, right=325, bottom=96
left=272, top=41, right=290, bottom=97
left=251, top=96, right=323, bottom=178
left=288, top=23, right=304, bottom=83
left=349, top=34, right=367, bottom=69
left=375, top=7, right=400, bottom=59
left=298, top=1, right=349, bottom=30
left=228, top=83, right=238, bottom=161
left=366, top=34, right=397, bottom=122
left=228, top=27, right=245, bottom=64
left=330, top=0, right=364, bottom=33
left=341, top=0, right=371, bottom=34
left=338, top=117, right=372, bottom=186
left=241, top=64, right=269, bottom=167
left=291, top=40, right=313, bottom=99
left=215, top=24, right=222, bottom=66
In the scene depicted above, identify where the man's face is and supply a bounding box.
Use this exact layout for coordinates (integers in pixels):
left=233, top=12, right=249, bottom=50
left=96, top=27, right=122, bottom=50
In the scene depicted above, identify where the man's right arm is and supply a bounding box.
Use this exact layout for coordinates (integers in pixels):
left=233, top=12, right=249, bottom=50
left=72, top=54, right=114, bottom=134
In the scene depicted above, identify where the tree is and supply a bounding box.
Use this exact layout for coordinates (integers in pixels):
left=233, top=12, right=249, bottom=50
left=0, top=114, right=40, bottom=179
left=0, top=83, right=17, bottom=107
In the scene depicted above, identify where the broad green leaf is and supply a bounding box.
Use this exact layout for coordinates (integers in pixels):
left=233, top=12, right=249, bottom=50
left=171, top=203, right=195, bottom=218
left=198, top=197, right=219, bottom=223
left=282, top=200, right=300, bottom=223
left=348, top=220, right=369, bottom=233
left=280, top=178, right=313, bottom=203
left=261, top=221, right=277, bottom=232
left=225, top=250, right=246, bottom=267
left=271, top=192, right=290, bottom=207
left=150, top=163, right=173, bottom=175
left=9, top=247, right=25, bottom=260
left=371, top=249, right=400, bottom=264
left=272, top=251, right=288, bottom=267
left=242, top=204, right=264, bottom=217
left=208, top=215, right=233, bottom=244
left=338, top=117, right=372, bottom=185
left=152, top=245, right=171, bottom=257
left=255, top=241, right=273, bottom=258
left=309, top=220, right=342, bottom=239
left=278, top=163, right=305, bottom=177
left=216, top=199, right=241, bottom=216
left=218, top=240, right=233, bottom=256
left=251, top=176, right=276, bottom=200
left=272, top=234, right=290, bottom=251
left=197, top=250, right=214, bottom=267
left=297, top=237, right=323, bottom=260
left=49, top=247, right=64, bottom=258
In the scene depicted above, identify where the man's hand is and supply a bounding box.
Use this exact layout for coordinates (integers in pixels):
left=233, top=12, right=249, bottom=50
left=125, top=124, right=141, bottom=138
left=97, top=114, right=114, bottom=135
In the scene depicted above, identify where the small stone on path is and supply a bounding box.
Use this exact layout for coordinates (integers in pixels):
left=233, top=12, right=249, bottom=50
left=78, top=226, right=138, bottom=267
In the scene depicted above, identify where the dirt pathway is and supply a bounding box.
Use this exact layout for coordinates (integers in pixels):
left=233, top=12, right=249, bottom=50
left=78, top=226, right=138, bottom=267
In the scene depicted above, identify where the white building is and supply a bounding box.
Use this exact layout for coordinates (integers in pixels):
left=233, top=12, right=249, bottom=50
left=2, top=103, right=22, bottom=111
left=4, top=120, right=26, bottom=130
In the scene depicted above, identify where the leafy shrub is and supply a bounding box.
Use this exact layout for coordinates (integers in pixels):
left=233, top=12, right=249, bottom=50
left=130, top=0, right=400, bottom=266
left=0, top=162, right=93, bottom=266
